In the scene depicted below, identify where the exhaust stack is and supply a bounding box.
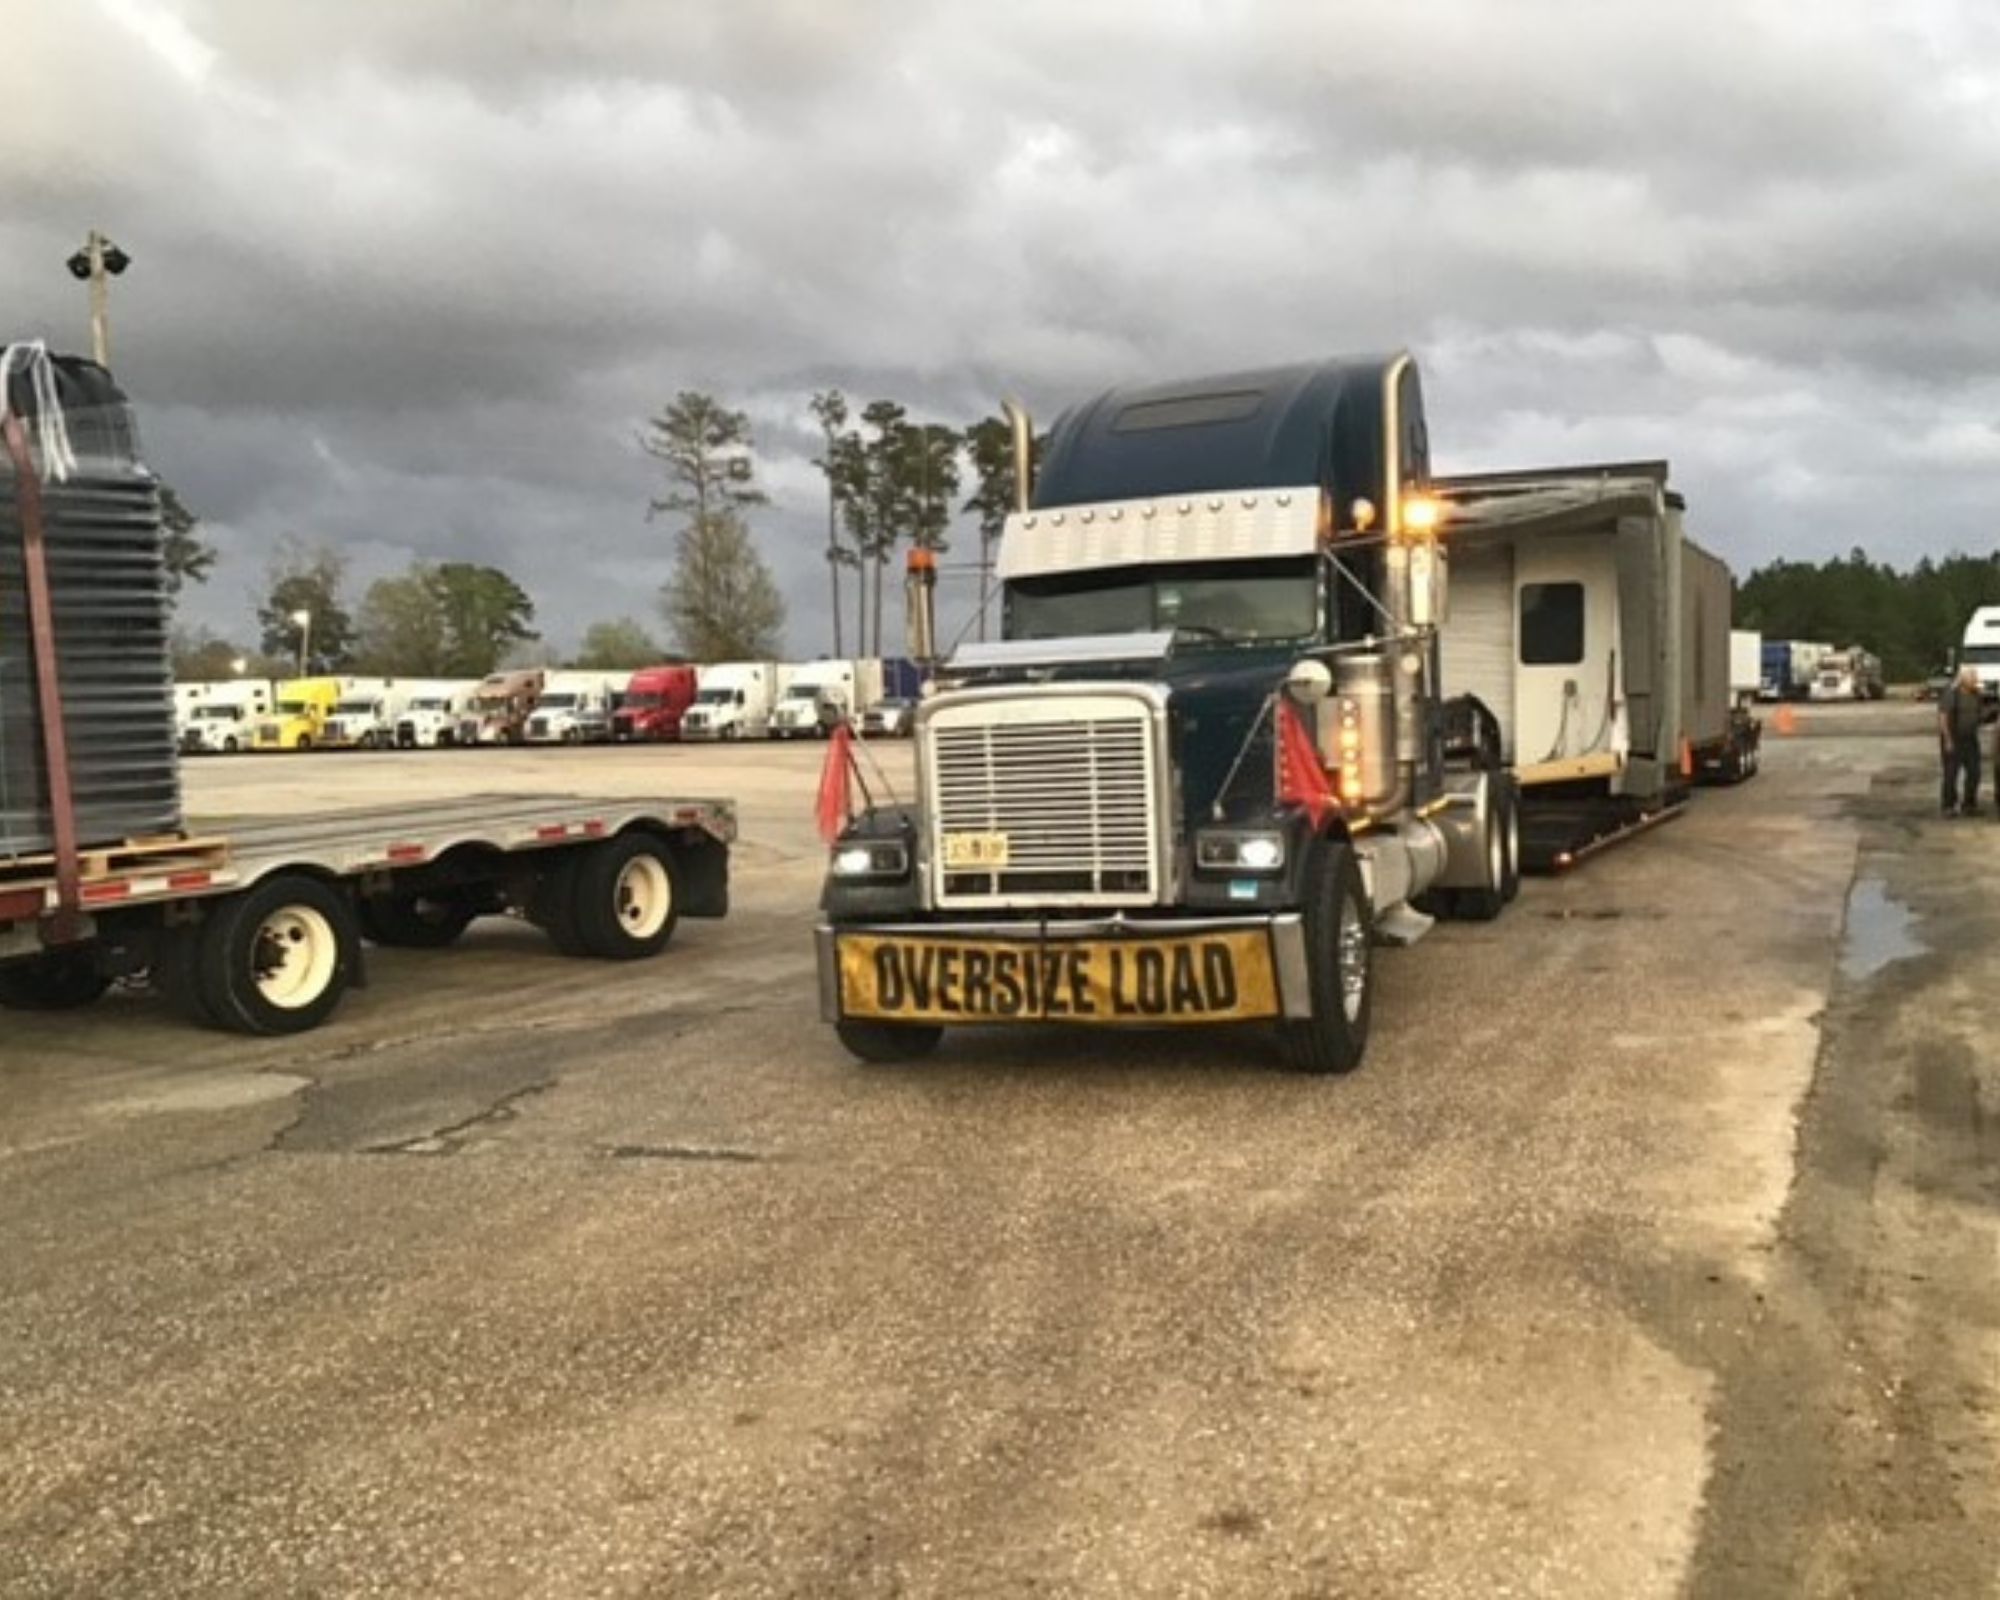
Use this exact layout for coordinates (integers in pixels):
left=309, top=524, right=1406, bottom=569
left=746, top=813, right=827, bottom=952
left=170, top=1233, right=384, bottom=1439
left=1001, top=397, right=1034, bottom=514
left=905, top=547, right=938, bottom=667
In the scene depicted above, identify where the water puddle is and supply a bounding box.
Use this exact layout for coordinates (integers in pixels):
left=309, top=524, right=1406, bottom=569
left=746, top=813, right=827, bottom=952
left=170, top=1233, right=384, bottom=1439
left=1840, top=877, right=1921, bottom=982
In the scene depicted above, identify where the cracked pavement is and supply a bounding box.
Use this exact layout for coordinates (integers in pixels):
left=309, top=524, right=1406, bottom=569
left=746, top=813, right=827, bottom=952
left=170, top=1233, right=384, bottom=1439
left=1, top=719, right=1995, bottom=1598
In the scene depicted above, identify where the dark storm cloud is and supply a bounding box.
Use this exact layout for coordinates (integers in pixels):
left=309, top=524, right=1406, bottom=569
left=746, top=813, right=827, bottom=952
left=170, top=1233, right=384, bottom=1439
left=3, top=0, right=1996, bottom=651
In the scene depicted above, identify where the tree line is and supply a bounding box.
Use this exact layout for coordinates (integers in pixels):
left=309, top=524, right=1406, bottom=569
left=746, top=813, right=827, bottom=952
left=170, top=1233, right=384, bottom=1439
left=1736, top=549, right=2000, bottom=682
left=165, top=385, right=1031, bottom=679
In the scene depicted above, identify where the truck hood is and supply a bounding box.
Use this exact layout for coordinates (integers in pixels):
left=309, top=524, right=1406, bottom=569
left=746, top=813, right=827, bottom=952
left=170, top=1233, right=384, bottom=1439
left=938, top=634, right=1297, bottom=829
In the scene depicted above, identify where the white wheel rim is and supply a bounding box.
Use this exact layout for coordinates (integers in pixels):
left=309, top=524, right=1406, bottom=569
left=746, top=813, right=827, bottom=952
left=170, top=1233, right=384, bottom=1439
left=253, top=905, right=339, bottom=1009
left=614, top=855, right=672, bottom=940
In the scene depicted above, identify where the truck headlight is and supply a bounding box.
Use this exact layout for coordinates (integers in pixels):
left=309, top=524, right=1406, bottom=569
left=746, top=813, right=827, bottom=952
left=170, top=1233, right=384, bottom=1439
left=831, top=840, right=910, bottom=879
left=1195, top=830, right=1286, bottom=873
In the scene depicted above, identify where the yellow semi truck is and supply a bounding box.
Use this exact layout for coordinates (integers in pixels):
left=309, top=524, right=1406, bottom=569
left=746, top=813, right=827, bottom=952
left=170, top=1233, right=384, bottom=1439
left=249, top=678, right=344, bottom=752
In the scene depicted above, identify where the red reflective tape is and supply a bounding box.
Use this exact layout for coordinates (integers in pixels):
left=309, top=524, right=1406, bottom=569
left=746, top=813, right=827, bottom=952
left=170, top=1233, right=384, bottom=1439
left=535, top=824, right=569, bottom=841
left=166, top=871, right=212, bottom=891
left=0, top=888, right=43, bottom=922
left=80, top=881, right=133, bottom=904
left=386, top=844, right=426, bottom=863
left=582, top=819, right=605, bottom=837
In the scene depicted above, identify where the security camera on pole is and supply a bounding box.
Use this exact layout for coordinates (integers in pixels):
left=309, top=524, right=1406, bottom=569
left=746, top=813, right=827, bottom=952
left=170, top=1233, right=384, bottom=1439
left=65, top=231, right=132, bottom=369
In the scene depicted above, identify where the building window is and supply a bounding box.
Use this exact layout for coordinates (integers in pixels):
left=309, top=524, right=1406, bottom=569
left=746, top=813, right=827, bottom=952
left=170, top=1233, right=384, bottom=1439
left=1520, top=582, right=1585, bottom=665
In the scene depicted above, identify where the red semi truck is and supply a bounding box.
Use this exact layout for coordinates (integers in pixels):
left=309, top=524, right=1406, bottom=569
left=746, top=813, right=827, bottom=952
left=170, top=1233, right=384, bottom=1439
left=612, top=664, right=700, bottom=742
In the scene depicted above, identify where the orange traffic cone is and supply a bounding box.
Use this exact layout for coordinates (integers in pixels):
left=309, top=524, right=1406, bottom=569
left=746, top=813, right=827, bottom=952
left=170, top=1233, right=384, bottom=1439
left=1773, top=705, right=1797, bottom=736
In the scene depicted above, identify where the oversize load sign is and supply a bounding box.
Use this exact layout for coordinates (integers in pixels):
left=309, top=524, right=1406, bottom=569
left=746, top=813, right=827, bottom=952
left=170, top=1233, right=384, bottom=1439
left=837, top=930, right=1280, bottom=1025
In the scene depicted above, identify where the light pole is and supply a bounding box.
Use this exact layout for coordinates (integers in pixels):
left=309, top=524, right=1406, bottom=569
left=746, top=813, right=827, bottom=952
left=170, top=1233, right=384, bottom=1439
left=291, top=610, right=312, bottom=677
left=230, top=656, right=248, bottom=677
left=65, top=231, right=132, bottom=368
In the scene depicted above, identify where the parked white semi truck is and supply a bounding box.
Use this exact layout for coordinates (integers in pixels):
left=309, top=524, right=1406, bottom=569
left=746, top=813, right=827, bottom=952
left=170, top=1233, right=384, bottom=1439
left=395, top=682, right=481, bottom=748
left=1810, top=648, right=1885, bottom=702
left=526, top=671, right=623, bottom=744
left=320, top=680, right=418, bottom=749
left=770, top=659, right=886, bottom=738
left=683, top=662, right=782, bottom=741
left=179, top=679, right=277, bottom=755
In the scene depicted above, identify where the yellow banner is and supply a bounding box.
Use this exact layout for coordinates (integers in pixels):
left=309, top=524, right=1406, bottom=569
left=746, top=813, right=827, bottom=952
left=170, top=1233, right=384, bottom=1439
left=837, top=929, right=1280, bottom=1026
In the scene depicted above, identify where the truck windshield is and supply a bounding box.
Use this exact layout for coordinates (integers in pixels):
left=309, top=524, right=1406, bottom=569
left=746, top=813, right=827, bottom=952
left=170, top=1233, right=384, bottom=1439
left=1005, top=558, right=1319, bottom=644
left=624, top=692, right=662, bottom=709
left=1961, top=644, right=2000, bottom=665
left=539, top=694, right=578, bottom=710
left=695, top=689, right=735, bottom=704
left=196, top=706, right=241, bottom=720
left=411, top=698, right=449, bottom=711
left=335, top=700, right=376, bottom=715
left=277, top=701, right=309, bottom=715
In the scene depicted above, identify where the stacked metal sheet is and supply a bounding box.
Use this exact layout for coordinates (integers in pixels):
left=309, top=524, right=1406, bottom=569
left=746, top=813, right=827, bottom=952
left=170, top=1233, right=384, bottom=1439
left=1, top=349, right=182, bottom=859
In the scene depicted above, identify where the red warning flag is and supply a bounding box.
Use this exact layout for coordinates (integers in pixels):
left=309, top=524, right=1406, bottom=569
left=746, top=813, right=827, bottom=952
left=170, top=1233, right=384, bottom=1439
left=1275, top=696, right=1338, bottom=829
left=816, top=722, right=857, bottom=843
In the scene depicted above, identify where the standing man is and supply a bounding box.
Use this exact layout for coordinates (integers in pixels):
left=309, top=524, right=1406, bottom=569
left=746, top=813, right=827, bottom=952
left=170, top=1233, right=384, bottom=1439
left=1938, top=664, right=1984, bottom=816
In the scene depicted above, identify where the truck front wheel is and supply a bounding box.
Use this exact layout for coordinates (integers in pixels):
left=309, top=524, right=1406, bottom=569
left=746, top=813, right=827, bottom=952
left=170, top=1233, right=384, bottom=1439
left=836, top=1019, right=944, bottom=1063
left=0, top=947, right=111, bottom=1010
left=1279, top=839, right=1373, bottom=1075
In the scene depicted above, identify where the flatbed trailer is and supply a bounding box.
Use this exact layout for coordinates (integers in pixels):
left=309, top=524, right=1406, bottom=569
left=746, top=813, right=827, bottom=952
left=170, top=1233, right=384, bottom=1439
left=0, top=793, right=734, bottom=1034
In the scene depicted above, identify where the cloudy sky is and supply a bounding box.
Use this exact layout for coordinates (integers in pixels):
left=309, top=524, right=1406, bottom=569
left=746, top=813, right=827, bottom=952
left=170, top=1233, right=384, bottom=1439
left=5, top=0, right=1997, bottom=657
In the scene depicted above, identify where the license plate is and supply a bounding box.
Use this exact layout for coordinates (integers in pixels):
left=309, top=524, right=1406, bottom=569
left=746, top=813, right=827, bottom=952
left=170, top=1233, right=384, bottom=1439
left=837, top=930, right=1280, bottom=1025
left=942, top=831, right=1010, bottom=870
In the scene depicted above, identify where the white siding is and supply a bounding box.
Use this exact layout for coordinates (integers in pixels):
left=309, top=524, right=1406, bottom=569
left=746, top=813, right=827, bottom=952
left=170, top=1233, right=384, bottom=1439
left=1441, top=542, right=1516, bottom=760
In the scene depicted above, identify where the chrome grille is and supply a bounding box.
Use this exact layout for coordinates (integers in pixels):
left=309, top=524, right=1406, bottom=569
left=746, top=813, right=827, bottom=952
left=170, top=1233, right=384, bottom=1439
left=928, top=703, right=1160, bottom=907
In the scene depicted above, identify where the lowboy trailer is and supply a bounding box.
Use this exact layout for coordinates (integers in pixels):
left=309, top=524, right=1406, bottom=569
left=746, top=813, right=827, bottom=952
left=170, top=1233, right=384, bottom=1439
left=0, top=795, right=734, bottom=1033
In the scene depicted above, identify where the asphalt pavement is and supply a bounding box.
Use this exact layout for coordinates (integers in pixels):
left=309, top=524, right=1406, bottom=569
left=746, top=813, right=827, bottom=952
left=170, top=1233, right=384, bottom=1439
left=1, top=704, right=1993, bottom=1598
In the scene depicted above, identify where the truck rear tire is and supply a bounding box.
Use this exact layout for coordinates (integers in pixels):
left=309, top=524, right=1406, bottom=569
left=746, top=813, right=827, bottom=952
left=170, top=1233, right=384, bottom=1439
left=359, top=893, right=478, bottom=949
left=1455, top=783, right=1514, bottom=923
left=837, top=1020, right=944, bottom=1063
left=562, top=832, right=681, bottom=960
left=0, top=947, right=110, bottom=1010
left=1278, top=839, right=1372, bottom=1075
left=192, top=873, right=360, bottom=1035
left=1500, top=778, right=1522, bottom=902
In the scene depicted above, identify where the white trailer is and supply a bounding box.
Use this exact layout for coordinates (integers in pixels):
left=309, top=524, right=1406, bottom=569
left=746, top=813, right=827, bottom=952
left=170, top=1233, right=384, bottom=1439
left=525, top=671, right=623, bottom=744
left=683, top=662, right=780, bottom=741
left=1730, top=631, right=1762, bottom=706
left=395, top=682, right=481, bottom=749
left=770, top=660, right=859, bottom=738
left=1437, top=461, right=1760, bottom=853
left=0, top=796, right=736, bottom=1035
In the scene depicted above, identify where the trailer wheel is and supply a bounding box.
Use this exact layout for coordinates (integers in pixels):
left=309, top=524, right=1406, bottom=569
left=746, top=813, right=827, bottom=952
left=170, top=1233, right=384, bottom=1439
left=194, top=874, right=360, bottom=1035
left=359, top=893, right=478, bottom=949
left=0, top=947, right=111, bottom=1010
left=565, top=832, right=681, bottom=960
left=1279, top=839, right=1373, bottom=1075
left=837, top=1020, right=944, bottom=1063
